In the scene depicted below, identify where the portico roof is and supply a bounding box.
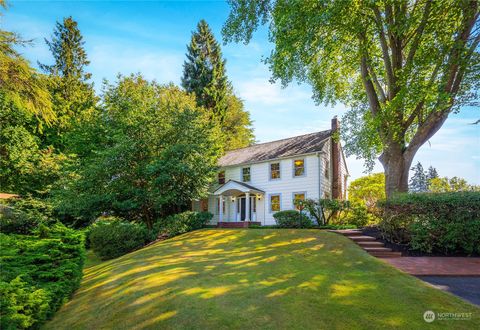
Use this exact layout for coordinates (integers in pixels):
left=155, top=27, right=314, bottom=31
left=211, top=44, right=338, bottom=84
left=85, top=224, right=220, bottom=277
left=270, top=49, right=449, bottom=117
left=213, top=180, right=265, bottom=196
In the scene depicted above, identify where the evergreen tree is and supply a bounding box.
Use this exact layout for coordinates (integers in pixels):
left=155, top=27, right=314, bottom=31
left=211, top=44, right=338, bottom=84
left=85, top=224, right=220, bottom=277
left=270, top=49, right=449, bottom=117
left=409, top=162, right=428, bottom=193
left=39, top=16, right=96, bottom=149
left=181, top=19, right=229, bottom=123
left=426, top=166, right=439, bottom=182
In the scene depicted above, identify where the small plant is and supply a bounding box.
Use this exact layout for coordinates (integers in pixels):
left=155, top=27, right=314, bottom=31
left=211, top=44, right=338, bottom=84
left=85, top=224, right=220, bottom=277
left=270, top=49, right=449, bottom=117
left=273, top=210, right=312, bottom=228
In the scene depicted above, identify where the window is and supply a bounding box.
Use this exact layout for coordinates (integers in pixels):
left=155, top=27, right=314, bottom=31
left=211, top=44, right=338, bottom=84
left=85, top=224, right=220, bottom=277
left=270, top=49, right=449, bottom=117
left=293, top=192, right=306, bottom=210
left=293, top=159, right=305, bottom=177
left=270, top=163, right=280, bottom=180
left=242, top=167, right=251, bottom=182
left=217, top=198, right=225, bottom=213
left=270, top=194, right=281, bottom=212
left=325, top=159, right=330, bottom=179
left=218, top=171, right=225, bottom=184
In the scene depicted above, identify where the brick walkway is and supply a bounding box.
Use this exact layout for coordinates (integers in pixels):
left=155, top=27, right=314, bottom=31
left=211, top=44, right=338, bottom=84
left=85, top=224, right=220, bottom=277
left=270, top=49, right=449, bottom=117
left=383, top=257, right=480, bottom=276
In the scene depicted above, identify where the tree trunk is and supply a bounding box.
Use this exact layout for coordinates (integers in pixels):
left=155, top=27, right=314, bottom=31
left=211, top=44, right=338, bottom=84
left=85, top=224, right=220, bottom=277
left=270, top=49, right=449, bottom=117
left=379, top=146, right=414, bottom=199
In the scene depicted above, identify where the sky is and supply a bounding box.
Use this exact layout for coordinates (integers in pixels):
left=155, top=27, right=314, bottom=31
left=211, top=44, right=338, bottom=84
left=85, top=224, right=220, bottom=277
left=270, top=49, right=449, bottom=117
left=3, top=1, right=479, bottom=184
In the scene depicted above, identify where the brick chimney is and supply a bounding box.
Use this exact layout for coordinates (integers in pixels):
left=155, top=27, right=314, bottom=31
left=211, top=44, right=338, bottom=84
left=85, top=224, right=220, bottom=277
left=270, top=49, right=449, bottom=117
left=331, top=116, right=342, bottom=199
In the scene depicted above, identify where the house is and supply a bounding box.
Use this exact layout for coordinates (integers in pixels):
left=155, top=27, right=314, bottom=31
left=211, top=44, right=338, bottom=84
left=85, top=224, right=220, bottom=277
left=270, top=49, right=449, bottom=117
left=192, top=117, right=349, bottom=227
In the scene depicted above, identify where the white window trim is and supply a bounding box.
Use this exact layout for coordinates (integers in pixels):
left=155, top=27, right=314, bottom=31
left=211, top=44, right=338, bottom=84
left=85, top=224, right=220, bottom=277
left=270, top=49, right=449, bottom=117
left=292, top=158, right=306, bottom=178
left=241, top=166, right=251, bottom=182
left=269, top=162, right=281, bottom=181
left=268, top=193, right=282, bottom=213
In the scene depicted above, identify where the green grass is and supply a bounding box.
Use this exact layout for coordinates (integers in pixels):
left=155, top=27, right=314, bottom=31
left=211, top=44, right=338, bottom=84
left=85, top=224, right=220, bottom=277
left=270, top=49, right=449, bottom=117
left=47, top=229, right=479, bottom=329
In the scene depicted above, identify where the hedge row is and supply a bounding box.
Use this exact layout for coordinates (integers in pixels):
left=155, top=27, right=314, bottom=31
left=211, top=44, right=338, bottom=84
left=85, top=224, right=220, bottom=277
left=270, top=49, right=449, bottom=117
left=379, top=192, right=480, bottom=255
left=0, top=224, right=85, bottom=329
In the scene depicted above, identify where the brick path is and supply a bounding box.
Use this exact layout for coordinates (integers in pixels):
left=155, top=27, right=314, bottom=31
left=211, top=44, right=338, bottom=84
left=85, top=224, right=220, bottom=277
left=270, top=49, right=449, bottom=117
left=383, top=257, right=480, bottom=276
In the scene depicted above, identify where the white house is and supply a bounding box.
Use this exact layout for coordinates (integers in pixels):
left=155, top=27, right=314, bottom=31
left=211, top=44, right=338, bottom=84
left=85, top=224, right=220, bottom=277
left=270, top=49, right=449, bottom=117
left=192, top=117, right=349, bottom=227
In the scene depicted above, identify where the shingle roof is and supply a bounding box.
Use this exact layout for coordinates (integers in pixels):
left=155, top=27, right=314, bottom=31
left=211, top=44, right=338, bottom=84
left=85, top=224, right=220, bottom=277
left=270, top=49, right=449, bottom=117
left=219, top=130, right=332, bottom=167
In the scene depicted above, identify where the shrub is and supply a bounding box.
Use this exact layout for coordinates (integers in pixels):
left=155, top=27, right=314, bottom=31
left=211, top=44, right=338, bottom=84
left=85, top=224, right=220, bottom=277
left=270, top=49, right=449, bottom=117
left=89, top=218, right=155, bottom=260
left=379, top=192, right=480, bottom=254
left=0, top=224, right=85, bottom=329
left=0, top=197, right=54, bottom=235
left=156, top=211, right=212, bottom=237
left=273, top=210, right=313, bottom=228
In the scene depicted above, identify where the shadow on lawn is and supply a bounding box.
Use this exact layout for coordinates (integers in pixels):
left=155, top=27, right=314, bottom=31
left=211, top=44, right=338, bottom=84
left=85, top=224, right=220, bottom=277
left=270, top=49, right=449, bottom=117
left=47, top=229, right=479, bottom=330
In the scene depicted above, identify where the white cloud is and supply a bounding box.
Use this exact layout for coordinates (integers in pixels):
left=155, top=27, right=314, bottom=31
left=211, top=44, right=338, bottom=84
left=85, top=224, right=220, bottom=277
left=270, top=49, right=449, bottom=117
left=236, top=78, right=311, bottom=106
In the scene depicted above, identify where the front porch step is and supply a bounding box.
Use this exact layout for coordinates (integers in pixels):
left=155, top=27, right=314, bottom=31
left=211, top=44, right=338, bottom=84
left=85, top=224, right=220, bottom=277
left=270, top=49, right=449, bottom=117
left=349, top=235, right=377, bottom=242
left=363, top=247, right=392, bottom=252
left=217, top=222, right=261, bottom=228
left=357, top=241, right=385, bottom=247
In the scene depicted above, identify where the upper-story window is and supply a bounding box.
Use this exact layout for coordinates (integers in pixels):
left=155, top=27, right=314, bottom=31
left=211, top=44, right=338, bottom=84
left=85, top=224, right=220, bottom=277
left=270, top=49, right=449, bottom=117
left=270, top=162, right=280, bottom=180
left=218, top=171, right=225, bottom=184
left=325, top=159, right=330, bottom=179
left=293, top=159, right=305, bottom=177
left=242, top=167, right=251, bottom=182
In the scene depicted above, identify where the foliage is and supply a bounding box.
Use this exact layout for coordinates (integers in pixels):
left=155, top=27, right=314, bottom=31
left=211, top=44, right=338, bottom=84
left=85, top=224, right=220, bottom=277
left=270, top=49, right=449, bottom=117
left=155, top=211, right=212, bottom=238
left=53, top=75, right=222, bottom=228
left=340, top=203, right=370, bottom=228
left=0, top=6, right=54, bottom=124
left=0, top=224, right=85, bottom=329
left=428, top=176, right=479, bottom=193
left=0, top=197, right=54, bottom=235
left=223, top=1, right=480, bottom=197
left=88, top=217, right=155, bottom=260
left=39, top=16, right=96, bottom=150
left=182, top=19, right=229, bottom=123
left=426, top=166, right=439, bottom=182
left=379, top=192, right=480, bottom=254
left=348, top=173, right=385, bottom=211
left=223, top=94, right=255, bottom=150
left=409, top=162, right=428, bottom=193
left=273, top=210, right=312, bottom=228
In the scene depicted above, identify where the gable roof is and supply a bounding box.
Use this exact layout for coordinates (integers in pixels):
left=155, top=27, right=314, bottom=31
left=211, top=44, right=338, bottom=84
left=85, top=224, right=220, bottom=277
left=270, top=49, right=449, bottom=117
left=213, top=180, right=265, bottom=195
left=219, top=130, right=332, bottom=167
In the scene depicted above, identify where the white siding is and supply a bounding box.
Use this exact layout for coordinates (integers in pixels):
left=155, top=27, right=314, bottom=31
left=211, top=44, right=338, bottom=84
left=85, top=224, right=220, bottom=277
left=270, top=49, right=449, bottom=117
left=208, top=153, right=322, bottom=225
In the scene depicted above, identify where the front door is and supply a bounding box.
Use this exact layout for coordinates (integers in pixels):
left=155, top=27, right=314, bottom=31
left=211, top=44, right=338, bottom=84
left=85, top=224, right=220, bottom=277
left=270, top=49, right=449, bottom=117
left=240, top=198, right=246, bottom=221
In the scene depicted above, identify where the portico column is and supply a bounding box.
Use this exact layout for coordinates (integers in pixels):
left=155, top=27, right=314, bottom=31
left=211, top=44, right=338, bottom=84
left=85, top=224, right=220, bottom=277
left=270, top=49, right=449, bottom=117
left=245, top=192, right=250, bottom=221
left=219, top=195, right=224, bottom=223
left=233, top=197, right=238, bottom=222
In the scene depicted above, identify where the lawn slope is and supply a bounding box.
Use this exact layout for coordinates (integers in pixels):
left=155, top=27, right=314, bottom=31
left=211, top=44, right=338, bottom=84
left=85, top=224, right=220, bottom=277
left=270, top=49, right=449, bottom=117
left=47, top=229, right=479, bottom=329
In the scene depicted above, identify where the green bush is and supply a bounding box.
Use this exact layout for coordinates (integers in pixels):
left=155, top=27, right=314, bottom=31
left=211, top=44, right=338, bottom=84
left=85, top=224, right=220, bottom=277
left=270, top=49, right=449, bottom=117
left=89, top=218, right=155, bottom=260
left=273, top=210, right=313, bottom=228
left=0, top=224, right=85, bottom=329
left=0, top=197, right=54, bottom=235
left=379, top=192, right=480, bottom=254
left=340, top=203, right=370, bottom=227
left=156, top=211, right=212, bottom=237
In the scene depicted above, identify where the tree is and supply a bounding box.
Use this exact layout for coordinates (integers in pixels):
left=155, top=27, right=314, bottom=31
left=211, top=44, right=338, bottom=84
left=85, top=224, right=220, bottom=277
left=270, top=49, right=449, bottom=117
left=53, top=75, right=222, bottom=228
left=429, top=176, right=479, bottom=192
left=39, top=16, right=96, bottom=149
left=223, top=94, right=255, bottom=150
left=409, top=162, right=428, bottom=192
left=223, top=0, right=480, bottom=198
left=426, top=165, right=439, bottom=182
left=0, top=4, right=54, bottom=124
left=182, top=19, right=229, bottom=123
left=348, top=173, right=386, bottom=211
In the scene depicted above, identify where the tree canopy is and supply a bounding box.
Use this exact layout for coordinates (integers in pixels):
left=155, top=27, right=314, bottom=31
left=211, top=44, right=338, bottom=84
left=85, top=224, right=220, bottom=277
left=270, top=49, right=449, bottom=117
left=223, top=0, right=480, bottom=197
left=348, top=173, right=386, bottom=210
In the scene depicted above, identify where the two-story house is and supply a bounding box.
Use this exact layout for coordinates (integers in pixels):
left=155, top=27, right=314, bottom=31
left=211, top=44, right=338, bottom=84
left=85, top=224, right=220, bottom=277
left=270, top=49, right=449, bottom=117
left=192, top=117, right=349, bottom=227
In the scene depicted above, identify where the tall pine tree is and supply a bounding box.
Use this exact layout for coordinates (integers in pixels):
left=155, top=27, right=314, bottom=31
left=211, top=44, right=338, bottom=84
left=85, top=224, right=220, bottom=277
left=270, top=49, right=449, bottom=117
left=39, top=16, right=96, bottom=149
left=409, top=162, right=428, bottom=193
left=181, top=19, right=229, bottom=123
left=426, top=166, right=439, bottom=182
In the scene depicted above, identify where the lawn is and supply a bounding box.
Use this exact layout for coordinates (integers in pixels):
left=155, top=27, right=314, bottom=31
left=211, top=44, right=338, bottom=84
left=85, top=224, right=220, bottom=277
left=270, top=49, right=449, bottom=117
left=46, top=229, right=479, bottom=329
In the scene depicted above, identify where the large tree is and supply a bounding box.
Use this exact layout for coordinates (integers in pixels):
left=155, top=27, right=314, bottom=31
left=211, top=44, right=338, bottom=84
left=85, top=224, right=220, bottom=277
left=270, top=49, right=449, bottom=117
left=54, top=75, right=222, bottom=228
left=223, top=0, right=480, bottom=197
left=39, top=16, right=96, bottom=149
left=182, top=19, right=229, bottom=122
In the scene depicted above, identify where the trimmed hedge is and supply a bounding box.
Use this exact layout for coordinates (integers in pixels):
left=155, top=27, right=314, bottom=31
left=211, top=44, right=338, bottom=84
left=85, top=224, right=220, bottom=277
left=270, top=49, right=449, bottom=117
left=273, top=210, right=313, bottom=228
left=0, top=197, right=54, bottom=235
left=379, top=192, right=480, bottom=254
left=89, top=218, right=155, bottom=260
left=0, top=224, right=85, bottom=329
left=156, top=211, right=213, bottom=237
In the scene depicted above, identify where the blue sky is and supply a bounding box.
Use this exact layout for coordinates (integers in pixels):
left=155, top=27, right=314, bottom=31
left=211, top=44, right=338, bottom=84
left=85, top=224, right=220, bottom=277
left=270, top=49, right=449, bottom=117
left=3, top=1, right=479, bottom=184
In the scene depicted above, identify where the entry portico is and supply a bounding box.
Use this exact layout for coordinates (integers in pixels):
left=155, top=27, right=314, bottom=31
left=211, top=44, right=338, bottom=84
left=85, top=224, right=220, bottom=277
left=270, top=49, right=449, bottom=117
left=213, top=180, right=264, bottom=225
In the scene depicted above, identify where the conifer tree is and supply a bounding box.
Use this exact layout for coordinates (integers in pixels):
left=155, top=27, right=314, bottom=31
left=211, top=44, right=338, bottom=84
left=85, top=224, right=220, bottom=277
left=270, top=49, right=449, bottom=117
left=426, top=166, right=439, bottom=182
left=181, top=19, right=229, bottom=123
left=39, top=16, right=96, bottom=149
left=409, top=162, right=428, bottom=193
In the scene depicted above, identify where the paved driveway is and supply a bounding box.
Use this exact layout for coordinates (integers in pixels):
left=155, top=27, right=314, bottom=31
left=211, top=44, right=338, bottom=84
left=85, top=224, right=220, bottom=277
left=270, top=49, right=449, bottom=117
left=418, top=276, right=480, bottom=306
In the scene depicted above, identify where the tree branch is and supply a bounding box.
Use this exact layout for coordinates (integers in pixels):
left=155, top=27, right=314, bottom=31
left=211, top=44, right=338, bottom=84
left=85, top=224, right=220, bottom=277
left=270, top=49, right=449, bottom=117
left=405, top=0, right=432, bottom=68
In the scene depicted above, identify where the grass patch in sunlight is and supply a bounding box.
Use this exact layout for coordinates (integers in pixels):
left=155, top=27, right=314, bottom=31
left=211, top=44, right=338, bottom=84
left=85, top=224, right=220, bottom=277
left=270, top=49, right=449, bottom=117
left=47, top=229, right=479, bottom=329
